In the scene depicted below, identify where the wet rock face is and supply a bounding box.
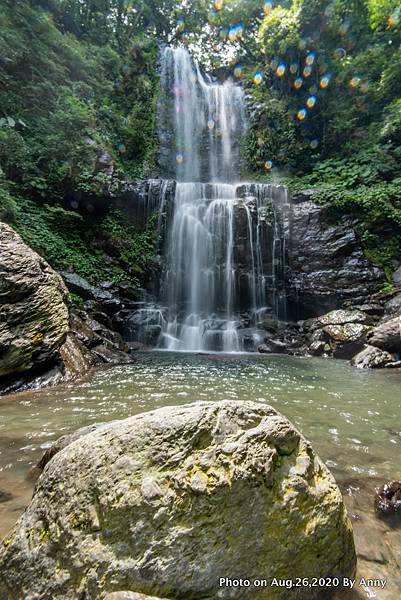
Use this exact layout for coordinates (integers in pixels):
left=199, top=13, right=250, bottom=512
left=0, top=401, right=356, bottom=600
left=0, top=222, right=70, bottom=381
left=287, top=194, right=382, bottom=319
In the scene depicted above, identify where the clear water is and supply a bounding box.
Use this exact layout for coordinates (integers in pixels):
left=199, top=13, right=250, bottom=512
left=1, top=353, right=400, bottom=598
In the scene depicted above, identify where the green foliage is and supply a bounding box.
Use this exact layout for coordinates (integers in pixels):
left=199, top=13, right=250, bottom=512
left=0, top=1, right=158, bottom=203
left=100, top=209, right=158, bottom=276
left=0, top=169, right=17, bottom=222
left=12, top=198, right=158, bottom=285
left=69, top=293, right=84, bottom=306
left=368, top=0, right=401, bottom=31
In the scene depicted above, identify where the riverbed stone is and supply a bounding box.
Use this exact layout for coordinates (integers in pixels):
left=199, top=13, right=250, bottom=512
left=367, top=317, right=401, bottom=353
left=0, top=222, right=70, bottom=380
left=0, top=401, right=356, bottom=600
left=351, top=345, right=396, bottom=369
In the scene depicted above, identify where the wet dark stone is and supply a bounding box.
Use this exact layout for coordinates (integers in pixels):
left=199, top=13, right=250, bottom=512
left=374, top=481, right=401, bottom=518
left=0, top=490, right=13, bottom=503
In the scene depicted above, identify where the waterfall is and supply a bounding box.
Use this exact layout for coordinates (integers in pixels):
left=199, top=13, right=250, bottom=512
left=154, top=46, right=289, bottom=353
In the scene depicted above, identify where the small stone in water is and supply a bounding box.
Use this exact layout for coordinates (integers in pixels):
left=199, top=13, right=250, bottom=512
left=374, top=481, right=401, bottom=517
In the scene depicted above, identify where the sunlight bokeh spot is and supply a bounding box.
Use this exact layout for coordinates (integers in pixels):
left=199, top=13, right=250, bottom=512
left=214, top=0, right=223, bottom=10
left=388, top=9, right=400, bottom=28
left=263, top=2, right=273, bottom=15
left=276, top=64, right=286, bottom=77
left=177, top=17, right=185, bottom=32
left=297, top=109, right=307, bottom=121
left=228, top=27, right=238, bottom=41
left=306, top=96, right=316, bottom=108
left=176, top=153, right=184, bottom=164
left=219, top=27, right=228, bottom=40
left=253, top=71, right=263, bottom=85
left=290, top=63, right=298, bottom=74
left=334, top=48, right=346, bottom=60
left=236, top=24, right=244, bottom=38
left=294, top=77, right=303, bottom=90
left=310, top=139, right=319, bottom=149
left=320, top=75, right=331, bottom=89
left=234, top=64, right=243, bottom=78
left=350, top=76, right=361, bottom=88
left=303, top=66, right=312, bottom=77
left=264, top=160, right=273, bottom=170
left=306, top=53, right=315, bottom=66
left=207, top=118, right=215, bottom=130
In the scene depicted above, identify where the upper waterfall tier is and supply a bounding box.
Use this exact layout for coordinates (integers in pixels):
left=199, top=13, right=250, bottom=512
left=159, top=46, right=245, bottom=183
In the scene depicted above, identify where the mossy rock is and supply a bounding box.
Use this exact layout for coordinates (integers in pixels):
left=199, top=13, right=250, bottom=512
left=0, top=401, right=356, bottom=600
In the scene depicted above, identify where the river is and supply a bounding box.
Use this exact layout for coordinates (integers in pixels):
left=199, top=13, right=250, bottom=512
left=0, top=352, right=400, bottom=598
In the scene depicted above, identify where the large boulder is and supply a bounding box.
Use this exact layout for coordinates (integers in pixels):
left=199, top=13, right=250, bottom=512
left=304, top=310, right=370, bottom=359
left=0, top=401, right=356, bottom=600
left=351, top=345, right=397, bottom=369
left=0, top=223, right=70, bottom=380
left=367, top=317, right=401, bottom=353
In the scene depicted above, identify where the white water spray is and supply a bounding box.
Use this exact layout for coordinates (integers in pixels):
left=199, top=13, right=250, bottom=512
left=157, top=47, right=288, bottom=352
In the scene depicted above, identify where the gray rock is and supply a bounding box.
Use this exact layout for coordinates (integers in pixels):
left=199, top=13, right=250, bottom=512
left=62, top=271, right=112, bottom=301
left=269, top=339, right=288, bottom=353
left=309, top=340, right=326, bottom=356
left=317, top=309, right=369, bottom=327
left=92, top=343, right=135, bottom=365
left=393, top=266, right=401, bottom=286
left=0, top=401, right=356, bottom=600
left=0, top=223, right=70, bottom=380
left=383, top=292, right=401, bottom=320
left=367, top=317, right=401, bottom=353
left=305, top=311, right=370, bottom=359
left=351, top=345, right=396, bottom=369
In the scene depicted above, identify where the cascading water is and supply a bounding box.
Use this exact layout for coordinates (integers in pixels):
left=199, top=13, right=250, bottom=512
left=154, top=46, right=289, bottom=353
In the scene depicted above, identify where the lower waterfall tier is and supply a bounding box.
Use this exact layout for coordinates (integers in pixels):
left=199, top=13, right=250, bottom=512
left=128, top=181, right=290, bottom=353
